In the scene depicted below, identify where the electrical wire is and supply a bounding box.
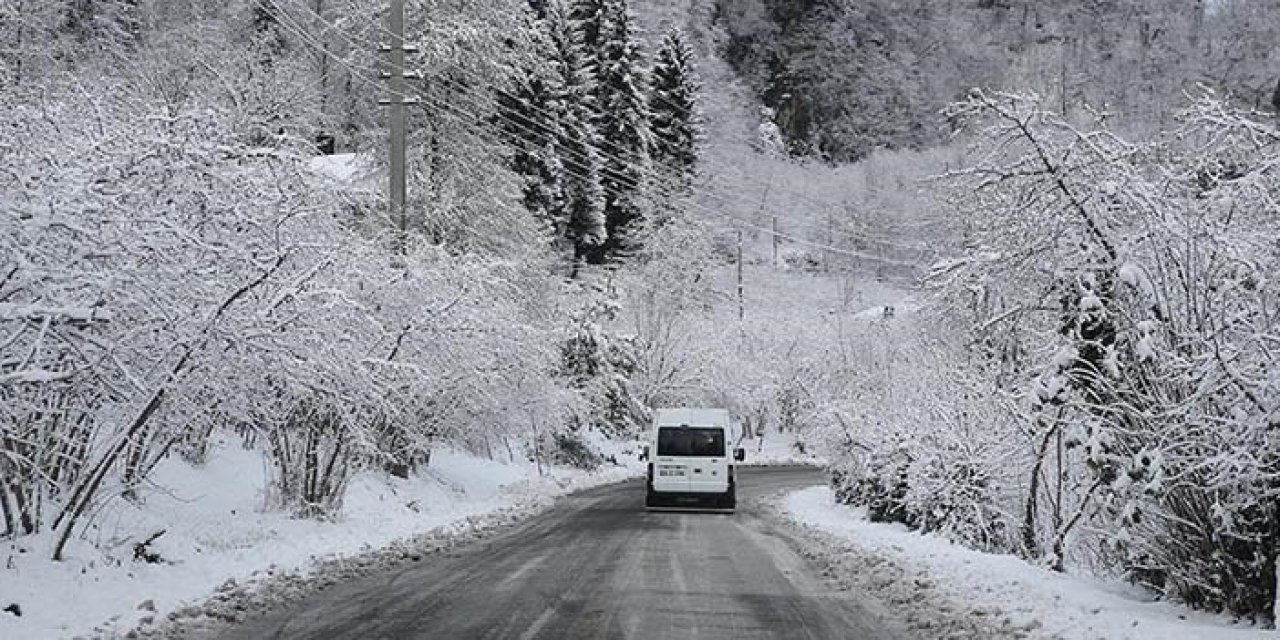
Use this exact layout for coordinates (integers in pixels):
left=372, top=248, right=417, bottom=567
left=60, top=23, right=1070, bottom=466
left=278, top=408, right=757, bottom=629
left=258, top=0, right=928, bottom=264
left=271, top=0, right=932, bottom=244
left=263, top=0, right=923, bottom=248
left=264, top=0, right=926, bottom=251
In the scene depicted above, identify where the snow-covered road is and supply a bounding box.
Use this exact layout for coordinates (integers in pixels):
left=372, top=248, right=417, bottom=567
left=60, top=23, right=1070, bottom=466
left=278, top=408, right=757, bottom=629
left=203, top=467, right=907, bottom=640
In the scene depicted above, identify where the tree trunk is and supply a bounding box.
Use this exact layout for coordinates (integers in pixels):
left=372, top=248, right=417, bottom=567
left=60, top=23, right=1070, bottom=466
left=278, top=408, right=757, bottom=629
left=51, top=256, right=286, bottom=560
left=121, top=420, right=152, bottom=500
left=1050, top=477, right=1105, bottom=572
left=1022, top=414, right=1061, bottom=558
left=51, top=375, right=176, bottom=560
left=0, top=482, right=15, bottom=537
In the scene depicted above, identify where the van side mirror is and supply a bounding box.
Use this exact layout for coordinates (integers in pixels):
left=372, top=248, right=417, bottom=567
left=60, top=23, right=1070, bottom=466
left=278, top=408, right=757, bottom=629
left=733, top=447, right=745, bottom=462
left=640, top=445, right=649, bottom=461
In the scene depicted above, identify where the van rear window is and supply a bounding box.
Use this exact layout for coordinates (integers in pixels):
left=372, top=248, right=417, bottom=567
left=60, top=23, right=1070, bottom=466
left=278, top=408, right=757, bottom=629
left=657, top=427, right=725, bottom=457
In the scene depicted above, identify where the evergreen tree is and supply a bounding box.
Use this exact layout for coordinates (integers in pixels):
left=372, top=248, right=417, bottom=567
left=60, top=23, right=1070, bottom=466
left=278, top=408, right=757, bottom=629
left=545, top=0, right=607, bottom=263
left=527, top=0, right=550, bottom=21
left=499, top=10, right=570, bottom=245
left=583, top=0, right=652, bottom=264
left=251, top=0, right=286, bottom=55
left=649, top=28, right=701, bottom=193
left=569, top=0, right=607, bottom=60
left=252, top=0, right=277, bottom=34
left=62, top=0, right=140, bottom=45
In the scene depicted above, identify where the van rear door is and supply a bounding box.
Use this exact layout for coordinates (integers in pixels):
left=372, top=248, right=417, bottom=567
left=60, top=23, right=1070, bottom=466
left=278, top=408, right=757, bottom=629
left=655, top=426, right=727, bottom=494
left=654, top=426, right=690, bottom=492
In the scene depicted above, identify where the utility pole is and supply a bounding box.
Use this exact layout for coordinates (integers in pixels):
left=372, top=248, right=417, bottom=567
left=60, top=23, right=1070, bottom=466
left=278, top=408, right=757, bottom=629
left=737, top=230, right=744, bottom=321
left=316, top=0, right=329, bottom=118
left=379, top=0, right=419, bottom=260
left=824, top=209, right=833, bottom=274
left=772, top=216, right=779, bottom=267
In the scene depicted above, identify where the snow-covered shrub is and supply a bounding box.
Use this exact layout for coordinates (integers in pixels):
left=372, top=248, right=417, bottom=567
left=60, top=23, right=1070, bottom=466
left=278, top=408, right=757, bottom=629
left=560, top=291, right=644, bottom=437
left=905, top=431, right=1019, bottom=551
left=538, top=429, right=603, bottom=470
left=941, top=89, right=1280, bottom=621
left=0, top=4, right=591, bottom=552
left=263, top=396, right=356, bottom=518
left=833, top=438, right=915, bottom=526
left=822, top=308, right=1026, bottom=552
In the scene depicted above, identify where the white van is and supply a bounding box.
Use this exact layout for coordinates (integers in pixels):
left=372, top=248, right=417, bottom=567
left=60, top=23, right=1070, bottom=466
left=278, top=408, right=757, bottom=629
left=640, top=408, right=745, bottom=510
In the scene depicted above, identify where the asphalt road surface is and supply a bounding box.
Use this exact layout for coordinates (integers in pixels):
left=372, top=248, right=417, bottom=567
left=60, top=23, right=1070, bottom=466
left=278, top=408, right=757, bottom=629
left=216, top=466, right=906, bottom=640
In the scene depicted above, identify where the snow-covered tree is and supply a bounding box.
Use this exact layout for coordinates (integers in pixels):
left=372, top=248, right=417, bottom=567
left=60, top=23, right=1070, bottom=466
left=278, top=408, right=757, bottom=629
left=559, top=291, right=642, bottom=436
left=544, top=0, right=607, bottom=264
left=937, top=89, right=1280, bottom=619
left=0, top=1, right=592, bottom=558
left=569, top=0, right=607, bottom=58
left=499, top=10, right=571, bottom=245
left=62, top=0, right=139, bottom=45
left=581, top=0, right=653, bottom=264
left=648, top=28, right=701, bottom=193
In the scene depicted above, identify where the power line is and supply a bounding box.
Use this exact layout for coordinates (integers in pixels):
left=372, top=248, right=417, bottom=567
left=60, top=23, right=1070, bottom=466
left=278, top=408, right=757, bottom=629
left=259, top=0, right=927, bottom=265
left=403, top=90, right=923, bottom=265
left=267, top=0, right=930, bottom=251
left=423, top=67, right=927, bottom=255
left=263, top=0, right=913, bottom=247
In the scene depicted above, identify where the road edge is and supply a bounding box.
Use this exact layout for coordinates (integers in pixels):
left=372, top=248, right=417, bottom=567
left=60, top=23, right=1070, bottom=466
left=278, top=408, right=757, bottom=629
left=114, top=476, right=638, bottom=640
left=755, top=489, right=1032, bottom=640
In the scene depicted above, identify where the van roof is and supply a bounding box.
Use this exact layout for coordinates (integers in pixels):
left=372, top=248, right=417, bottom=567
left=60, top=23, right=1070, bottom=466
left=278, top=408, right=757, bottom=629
left=653, top=407, right=731, bottom=428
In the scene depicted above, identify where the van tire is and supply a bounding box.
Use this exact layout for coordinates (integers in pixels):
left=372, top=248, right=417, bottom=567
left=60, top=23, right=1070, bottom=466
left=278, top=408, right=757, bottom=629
left=719, top=488, right=736, bottom=511
left=645, top=489, right=661, bottom=508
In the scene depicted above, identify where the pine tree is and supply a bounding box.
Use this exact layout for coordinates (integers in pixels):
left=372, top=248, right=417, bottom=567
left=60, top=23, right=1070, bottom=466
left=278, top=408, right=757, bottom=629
left=527, top=0, right=550, bottom=21
left=569, top=0, right=607, bottom=60
left=582, top=0, right=652, bottom=264
left=251, top=0, right=286, bottom=55
left=499, top=11, right=570, bottom=245
left=649, top=28, right=701, bottom=193
left=62, top=0, right=140, bottom=45
left=545, top=0, right=606, bottom=263
left=252, top=0, right=277, bottom=34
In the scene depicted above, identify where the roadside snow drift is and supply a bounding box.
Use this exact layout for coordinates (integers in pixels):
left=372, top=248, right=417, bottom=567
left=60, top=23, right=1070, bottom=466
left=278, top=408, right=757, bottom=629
left=784, top=487, right=1275, bottom=640
left=0, top=437, right=639, bottom=639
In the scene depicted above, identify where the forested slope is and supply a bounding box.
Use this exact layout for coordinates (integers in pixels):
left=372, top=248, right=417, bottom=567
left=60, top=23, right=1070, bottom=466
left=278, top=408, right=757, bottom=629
left=715, top=0, right=1280, bottom=161
left=0, top=0, right=704, bottom=559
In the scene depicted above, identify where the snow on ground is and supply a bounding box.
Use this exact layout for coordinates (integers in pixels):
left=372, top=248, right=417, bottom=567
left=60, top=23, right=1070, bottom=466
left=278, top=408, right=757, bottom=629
left=0, top=433, right=641, bottom=640
left=741, top=431, right=825, bottom=466
left=781, top=486, right=1275, bottom=640
left=305, top=152, right=378, bottom=190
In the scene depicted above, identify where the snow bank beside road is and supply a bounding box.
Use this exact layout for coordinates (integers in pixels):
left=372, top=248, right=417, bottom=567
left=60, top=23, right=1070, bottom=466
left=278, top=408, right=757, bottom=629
left=783, top=486, right=1274, bottom=640
left=0, top=437, right=639, bottom=639
left=740, top=432, right=826, bottom=466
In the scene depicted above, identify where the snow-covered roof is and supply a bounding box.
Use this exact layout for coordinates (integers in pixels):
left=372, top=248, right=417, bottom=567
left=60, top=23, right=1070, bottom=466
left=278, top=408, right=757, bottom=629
left=652, top=407, right=731, bottom=428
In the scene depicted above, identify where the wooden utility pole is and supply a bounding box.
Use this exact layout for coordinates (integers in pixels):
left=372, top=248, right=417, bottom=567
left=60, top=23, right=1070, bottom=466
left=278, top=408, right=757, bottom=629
left=825, top=209, right=833, bottom=273
left=772, top=216, right=779, bottom=267
left=316, top=0, right=330, bottom=117
left=737, top=230, right=744, bottom=321
left=380, top=0, right=419, bottom=258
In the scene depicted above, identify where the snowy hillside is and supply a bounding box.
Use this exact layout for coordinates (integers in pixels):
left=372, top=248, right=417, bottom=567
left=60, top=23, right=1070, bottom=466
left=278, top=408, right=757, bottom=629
left=1, top=436, right=639, bottom=638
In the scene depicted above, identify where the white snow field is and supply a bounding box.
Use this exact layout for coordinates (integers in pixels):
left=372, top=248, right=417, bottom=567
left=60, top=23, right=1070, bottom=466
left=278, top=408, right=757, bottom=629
left=0, top=434, right=641, bottom=639
left=784, top=486, right=1276, bottom=640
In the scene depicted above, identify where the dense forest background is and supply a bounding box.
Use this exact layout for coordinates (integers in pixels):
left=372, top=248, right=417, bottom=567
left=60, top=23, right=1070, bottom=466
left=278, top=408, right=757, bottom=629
left=716, top=0, right=1280, bottom=160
